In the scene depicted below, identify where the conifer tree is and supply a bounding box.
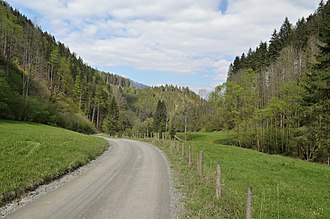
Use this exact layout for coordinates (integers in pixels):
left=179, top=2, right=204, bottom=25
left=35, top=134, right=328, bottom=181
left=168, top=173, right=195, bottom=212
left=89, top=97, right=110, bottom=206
left=279, top=17, right=293, bottom=47
left=268, top=29, right=281, bottom=62
left=301, top=1, right=330, bottom=160
left=153, top=100, right=167, bottom=134
left=103, top=97, right=119, bottom=136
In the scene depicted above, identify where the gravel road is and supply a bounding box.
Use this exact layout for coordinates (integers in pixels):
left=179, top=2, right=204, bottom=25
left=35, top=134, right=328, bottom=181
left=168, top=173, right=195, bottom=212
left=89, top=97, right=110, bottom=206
left=4, top=139, right=176, bottom=219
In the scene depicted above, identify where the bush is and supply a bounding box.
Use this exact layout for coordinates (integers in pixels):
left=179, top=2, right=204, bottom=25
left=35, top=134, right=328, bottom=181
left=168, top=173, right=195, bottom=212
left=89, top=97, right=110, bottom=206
left=58, top=112, right=96, bottom=134
left=0, top=76, right=23, bottom=120
left=23, top=96, right=58, bottom=123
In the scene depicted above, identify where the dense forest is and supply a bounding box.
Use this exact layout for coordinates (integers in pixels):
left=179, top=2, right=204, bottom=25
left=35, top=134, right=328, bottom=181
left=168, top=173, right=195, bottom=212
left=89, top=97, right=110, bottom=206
left=129, top=85, right=209, bottom=136
left=0, top=0, right=205, bottom=135
left=208, top=1, right=329, bottom=162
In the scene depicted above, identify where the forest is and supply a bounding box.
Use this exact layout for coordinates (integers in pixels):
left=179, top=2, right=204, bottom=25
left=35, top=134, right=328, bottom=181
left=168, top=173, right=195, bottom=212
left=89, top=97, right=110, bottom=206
left=0, top=0, right=329, bottom=162
left=0, top=0, right=205, bottom=136
left=208, top=1, right=329, bottom=162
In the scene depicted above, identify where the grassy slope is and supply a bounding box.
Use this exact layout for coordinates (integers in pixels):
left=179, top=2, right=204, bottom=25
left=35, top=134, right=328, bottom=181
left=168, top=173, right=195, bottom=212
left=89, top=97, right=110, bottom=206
left=172, top=132, right=330, bottom=218
left=0, top=120, right=108, bottom=206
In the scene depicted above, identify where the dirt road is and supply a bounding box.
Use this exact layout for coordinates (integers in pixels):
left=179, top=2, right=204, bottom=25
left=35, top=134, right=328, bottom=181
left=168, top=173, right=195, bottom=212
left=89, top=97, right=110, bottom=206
left=5, top=139, right=173, bottom=219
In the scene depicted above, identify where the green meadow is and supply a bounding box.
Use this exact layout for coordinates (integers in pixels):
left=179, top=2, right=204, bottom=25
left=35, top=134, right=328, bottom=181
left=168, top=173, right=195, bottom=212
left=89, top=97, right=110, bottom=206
left=160, top=132, right=330, bottom=218
left=0, top=120, right=108, bottom=206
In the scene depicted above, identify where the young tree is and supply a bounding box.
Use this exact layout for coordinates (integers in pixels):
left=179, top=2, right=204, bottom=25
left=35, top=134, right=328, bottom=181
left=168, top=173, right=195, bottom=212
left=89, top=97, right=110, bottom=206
left=153, top=100, right=167, bottom=135
left=103, top=97, right=119, bottom=136
left=48, top=47, right=59, bottom=92
left=73, top=74, right=82, bottom=109
left=59, top=57, right=73, bottom=95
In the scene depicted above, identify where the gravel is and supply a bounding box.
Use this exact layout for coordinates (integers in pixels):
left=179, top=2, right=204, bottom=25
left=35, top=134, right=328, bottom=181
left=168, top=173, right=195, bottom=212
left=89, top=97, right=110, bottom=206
left=157, top=146, right=184, bottom=219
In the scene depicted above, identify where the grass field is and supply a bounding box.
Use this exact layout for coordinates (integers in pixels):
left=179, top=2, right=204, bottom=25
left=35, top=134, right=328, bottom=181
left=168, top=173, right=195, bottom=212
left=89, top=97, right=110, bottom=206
left=0, top=120, right=108, bottom=206
left=153, top=132, right=330, bottom=218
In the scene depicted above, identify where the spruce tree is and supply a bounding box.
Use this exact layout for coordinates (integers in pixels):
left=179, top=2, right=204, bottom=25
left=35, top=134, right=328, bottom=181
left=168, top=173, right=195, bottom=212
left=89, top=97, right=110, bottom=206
left=153, top=100, right=167, bottom=135
left=268, top=29, right=281, bottom=62
left=161, top=101, right=167, bottom=132
left=302, top=1, right=330, bottom=160
left=103, top=97, right=119, bottom=136
left=278, top=17, right=293, bottom=47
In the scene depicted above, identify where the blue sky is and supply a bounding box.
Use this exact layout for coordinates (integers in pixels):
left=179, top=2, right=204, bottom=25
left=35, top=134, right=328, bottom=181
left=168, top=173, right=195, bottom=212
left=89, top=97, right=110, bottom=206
left=6, top=0, right=320, bottom=93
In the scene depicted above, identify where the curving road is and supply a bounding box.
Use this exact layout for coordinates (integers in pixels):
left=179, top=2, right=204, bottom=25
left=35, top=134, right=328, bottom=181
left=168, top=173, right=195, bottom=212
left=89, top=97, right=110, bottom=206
left=6, top=139, right=173, bottom=219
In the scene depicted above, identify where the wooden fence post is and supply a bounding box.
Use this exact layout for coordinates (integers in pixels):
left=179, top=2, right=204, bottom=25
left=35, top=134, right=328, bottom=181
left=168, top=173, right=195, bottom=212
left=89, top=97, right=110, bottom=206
left=197, top=150, right=203, bottom=176
left=216, top=164, right=221, bottom=200
left=246, top=187, right=253, bottom=219
left=181, top=142, right=184, bottom=160
left=328, top=157, right=329, bottom=166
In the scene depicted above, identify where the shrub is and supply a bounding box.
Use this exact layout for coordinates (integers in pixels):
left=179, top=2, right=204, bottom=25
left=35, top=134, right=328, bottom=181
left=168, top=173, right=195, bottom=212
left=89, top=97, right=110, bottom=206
left=58, top=112, right=96, bottom=134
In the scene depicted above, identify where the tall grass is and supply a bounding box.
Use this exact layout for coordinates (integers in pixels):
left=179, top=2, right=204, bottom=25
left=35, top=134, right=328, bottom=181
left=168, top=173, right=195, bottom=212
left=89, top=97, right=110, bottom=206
left=0, top=120, right=108, bottom=206
left=151, top=132, right=330, bottom=218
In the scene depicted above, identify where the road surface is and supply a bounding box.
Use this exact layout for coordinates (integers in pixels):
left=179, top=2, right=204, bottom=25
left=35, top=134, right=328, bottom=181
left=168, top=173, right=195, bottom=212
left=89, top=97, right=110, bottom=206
left=6, top=139, right=173, bottom=219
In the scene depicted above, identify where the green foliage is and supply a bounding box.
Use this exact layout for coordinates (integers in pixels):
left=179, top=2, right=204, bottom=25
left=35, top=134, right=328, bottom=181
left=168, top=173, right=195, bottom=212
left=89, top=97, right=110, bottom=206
left=169, top=121, right=176, bottom=138
left=209, top=69, right=259, bottom=138
left=0, top=121, right=108, bottom=206
left=118, top=111, right=132, bottom=135
left=136, top=117, right=154, bottom=137
left=301, top=1, right=330, bottom=161
left=57, top=112, right=96, bottom=134
left=59, top=57, right=74, bottom=95
left=153, top=100, right=167, bottom=133
left=210, top=2, right=330, bottom=162
left=0, top=75, right=22, bottom=119
left=102, top=97, right=120, bottom=136
left=73, top=74, right=81, bottom=103
left=128, top=85, right=205, bottom=136
left=0, top=1, right=134, bottom=133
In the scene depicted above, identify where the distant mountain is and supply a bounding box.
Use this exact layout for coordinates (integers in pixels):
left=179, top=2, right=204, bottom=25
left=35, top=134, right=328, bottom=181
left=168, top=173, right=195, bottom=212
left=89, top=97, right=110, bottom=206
left=128, top=79, right=149, bottom=89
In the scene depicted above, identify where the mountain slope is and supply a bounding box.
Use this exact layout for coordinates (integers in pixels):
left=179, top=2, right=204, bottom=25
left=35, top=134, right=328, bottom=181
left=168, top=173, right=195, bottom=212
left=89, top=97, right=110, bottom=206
left=0, top=0, right=206, bottom=134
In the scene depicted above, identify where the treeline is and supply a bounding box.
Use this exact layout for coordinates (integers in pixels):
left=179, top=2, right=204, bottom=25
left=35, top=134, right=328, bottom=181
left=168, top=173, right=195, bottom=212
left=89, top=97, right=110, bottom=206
left=0, top=0, right=207, bottom=136
left=127, top=84, right=208, bottom=136
left=0, top=0, right=133, bottom=133
left=209, top=1, right=329, bottom=162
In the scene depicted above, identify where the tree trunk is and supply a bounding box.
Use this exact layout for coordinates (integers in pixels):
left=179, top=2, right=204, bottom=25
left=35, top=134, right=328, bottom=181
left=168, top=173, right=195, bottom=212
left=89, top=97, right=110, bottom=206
left=96, top=102, right=100, bottom=130
left=79, top=94, right=82, bottom=110
left=91, top=104, right=96, bottom=123
left=256, top=127, right=260, bottom=151
left=281, top=113, right=284, bottom=153
left=184, top=109, right=188, bottom=141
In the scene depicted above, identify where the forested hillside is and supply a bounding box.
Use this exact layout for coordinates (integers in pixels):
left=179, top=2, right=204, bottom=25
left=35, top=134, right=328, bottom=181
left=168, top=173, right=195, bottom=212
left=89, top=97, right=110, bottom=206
left=0, top=0, right=134, bottom=133
left=0, top=0, right=205, bottom=135
left=208, top=1, right=329, bottom=162
left=127, top=85, right=208, bottom=135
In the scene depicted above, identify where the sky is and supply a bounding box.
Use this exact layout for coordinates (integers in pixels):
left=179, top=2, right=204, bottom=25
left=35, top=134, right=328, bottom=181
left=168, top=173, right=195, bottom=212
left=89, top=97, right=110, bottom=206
left=6, top=0, right=320, bottom=93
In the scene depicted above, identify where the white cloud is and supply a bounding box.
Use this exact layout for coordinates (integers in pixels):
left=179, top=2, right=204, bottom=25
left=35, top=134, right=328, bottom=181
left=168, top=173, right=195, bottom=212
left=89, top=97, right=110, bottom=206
left=8, top=0, right=320, bottom=89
